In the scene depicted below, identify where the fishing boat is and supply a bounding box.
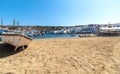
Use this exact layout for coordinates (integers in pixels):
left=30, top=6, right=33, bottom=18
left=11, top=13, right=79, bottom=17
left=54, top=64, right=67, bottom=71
left=99, top=25, right=120, bottom=36
left=1, top=33, right=33, bottom=51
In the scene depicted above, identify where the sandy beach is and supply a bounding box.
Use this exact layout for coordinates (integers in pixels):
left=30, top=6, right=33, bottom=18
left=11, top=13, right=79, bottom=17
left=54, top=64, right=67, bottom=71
left=0, top=37, right=120, bottom=74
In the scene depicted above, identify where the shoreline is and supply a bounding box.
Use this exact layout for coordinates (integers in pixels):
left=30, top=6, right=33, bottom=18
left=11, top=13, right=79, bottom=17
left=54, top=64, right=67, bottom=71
left=33, top=36, right=120, bottom=40
left=0, top=37, right=120, bottom=74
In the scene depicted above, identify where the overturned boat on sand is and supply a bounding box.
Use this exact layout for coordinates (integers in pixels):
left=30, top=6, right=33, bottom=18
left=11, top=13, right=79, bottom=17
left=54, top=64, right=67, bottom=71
left=1, top=33, right=33, bottom=51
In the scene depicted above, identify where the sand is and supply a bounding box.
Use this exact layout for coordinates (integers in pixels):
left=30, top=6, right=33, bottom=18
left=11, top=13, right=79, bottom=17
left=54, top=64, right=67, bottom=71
left=0, top=37, right=120, bottom=74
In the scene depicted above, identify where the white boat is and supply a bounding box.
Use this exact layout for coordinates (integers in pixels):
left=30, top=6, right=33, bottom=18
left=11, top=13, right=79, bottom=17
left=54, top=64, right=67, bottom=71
left=99, top=25, right=120, bottom=35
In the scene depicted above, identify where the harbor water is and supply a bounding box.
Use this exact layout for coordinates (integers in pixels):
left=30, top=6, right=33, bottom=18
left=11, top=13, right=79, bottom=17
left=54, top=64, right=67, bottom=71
left=32, top=34, right=79, bottom=39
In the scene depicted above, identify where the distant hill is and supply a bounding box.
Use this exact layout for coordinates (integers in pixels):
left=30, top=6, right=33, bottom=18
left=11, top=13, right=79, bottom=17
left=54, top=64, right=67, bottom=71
left=0, top=25, right=65, bottom=33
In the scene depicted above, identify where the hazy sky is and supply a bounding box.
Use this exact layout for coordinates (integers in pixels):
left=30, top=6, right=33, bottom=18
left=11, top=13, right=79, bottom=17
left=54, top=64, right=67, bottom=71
left=0, top=0, right=120, bottom=26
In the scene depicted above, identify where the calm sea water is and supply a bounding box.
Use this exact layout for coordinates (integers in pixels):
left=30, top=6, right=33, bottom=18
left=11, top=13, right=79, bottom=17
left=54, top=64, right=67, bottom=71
left=32, top=34, right=78, bottom=39
left=0, top=34, right=79, bottom=41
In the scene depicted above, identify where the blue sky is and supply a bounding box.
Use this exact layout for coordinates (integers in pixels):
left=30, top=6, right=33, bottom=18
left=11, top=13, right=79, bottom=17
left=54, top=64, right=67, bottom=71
left=0, top=0, right=120, bottom=26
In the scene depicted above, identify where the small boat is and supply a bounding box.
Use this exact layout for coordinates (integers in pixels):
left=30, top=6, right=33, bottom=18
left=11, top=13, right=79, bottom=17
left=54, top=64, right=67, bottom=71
left=1, top=33, right=33, bottom=51
left=99, top=25, right=120, bottom=36
left=70, top=34, right=75, bottom=37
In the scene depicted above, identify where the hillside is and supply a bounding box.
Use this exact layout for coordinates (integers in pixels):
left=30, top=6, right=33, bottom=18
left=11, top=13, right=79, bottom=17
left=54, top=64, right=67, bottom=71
left=0, top=37, right=120, bottom=74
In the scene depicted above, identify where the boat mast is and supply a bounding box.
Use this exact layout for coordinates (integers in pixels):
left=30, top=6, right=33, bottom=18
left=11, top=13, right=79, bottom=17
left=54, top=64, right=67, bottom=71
left=108, top=21, right=111, bottom=27
left=17, top=21, right=19, bottom=26
left=13, top=19, right=16, bottom=30
left=1, top=18, right=3, bottom=26
left=13, top=19, right=16, bottom=26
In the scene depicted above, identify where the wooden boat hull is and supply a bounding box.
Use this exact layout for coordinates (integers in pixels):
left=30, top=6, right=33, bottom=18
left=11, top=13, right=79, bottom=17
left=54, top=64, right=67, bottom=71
left=1, top=34, right=33, bottom=50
